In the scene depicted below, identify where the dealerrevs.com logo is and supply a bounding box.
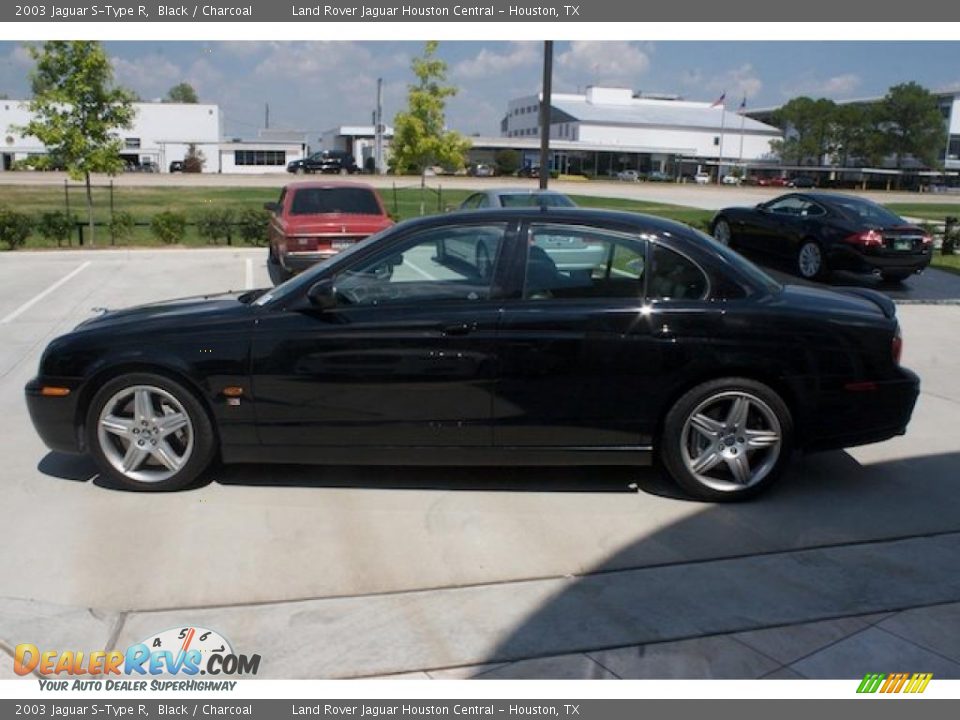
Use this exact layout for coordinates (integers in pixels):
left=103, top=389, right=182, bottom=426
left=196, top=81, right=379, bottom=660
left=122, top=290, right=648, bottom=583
left=857, top=673, right=933, bottom=694
left=14, top=627, right=261, bottom=691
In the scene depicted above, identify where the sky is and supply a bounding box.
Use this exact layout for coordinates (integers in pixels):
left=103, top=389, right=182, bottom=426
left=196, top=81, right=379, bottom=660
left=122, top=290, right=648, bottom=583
left=1, top=41, right=958, bottom=140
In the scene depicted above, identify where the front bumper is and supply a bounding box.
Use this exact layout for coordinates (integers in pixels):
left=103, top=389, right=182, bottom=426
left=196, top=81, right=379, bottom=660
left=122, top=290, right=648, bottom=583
left=25, top=377, right=84, bottom=454
left=803, top=367, right=921, bottom=452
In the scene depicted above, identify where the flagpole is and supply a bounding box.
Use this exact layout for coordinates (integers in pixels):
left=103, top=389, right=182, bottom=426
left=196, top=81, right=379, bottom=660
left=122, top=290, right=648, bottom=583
left=738, top=97, right=747, bottom=168
left=717, top=97, right=726, bottom=185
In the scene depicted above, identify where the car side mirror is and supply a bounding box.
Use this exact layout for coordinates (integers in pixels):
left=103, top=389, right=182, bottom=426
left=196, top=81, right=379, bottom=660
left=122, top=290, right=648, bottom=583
left=306, top=279, right=336, bottom=310
left=756, top=203, right=768, bottom=211
left=264, top=202, right=281, bottom=214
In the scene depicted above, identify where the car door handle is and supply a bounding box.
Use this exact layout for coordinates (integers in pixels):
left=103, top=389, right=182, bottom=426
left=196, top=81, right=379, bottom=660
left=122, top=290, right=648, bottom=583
left=442, top=322, right=477, bottom=336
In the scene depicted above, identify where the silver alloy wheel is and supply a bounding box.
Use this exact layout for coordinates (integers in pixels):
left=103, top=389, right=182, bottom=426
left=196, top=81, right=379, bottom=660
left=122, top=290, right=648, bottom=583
left=679, top=390, right=782, bottom=493
left=96, top=385, right=194, bottom=483
left=798, top=242, right=822, bottom=278
left=713, top=219, right=731, bottom=246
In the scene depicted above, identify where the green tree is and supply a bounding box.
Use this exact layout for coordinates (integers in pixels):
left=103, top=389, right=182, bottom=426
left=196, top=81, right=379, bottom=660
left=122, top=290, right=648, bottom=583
left=183, top=143, right=205, bottom=173
left=0, top=206, right=33, bottom=250
left=36, top=211, right=75, bottom=247
left=390, top=42, right=470, bottom=175
left=196, top=207, right=235, bottom=245
left=16, top=41, right=135, bottom=246
left=237, top=207, right=270, bottom=247
left=770, top=96, right=836, bottom=166
left=878, top=82, right=945, bottom=170
left=165, top=82, right=199, bottom=103
left=109, top=210, right=136, bottom=245
left=831, top=104, right=884, bottom=167
left=150, top=211, right=187, bottom=245
left=494, top=149, right=520, bottom=176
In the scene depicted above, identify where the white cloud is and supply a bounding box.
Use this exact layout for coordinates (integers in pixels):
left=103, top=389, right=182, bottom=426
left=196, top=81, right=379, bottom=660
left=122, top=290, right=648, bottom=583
left=555, top=41, right=651, bottom=87
left=452, top=42, right=539, bottom=80
left=111, top=54, right=183, bottom=100
left=782, top=73, right=862, bottom=98
left=703, top=63, right=763, bottom=102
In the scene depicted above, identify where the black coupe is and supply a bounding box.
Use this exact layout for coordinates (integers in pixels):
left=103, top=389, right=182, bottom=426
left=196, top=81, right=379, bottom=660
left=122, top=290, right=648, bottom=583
left=26, top=208, right=919, bottom=501
left=711, top=193, right=932, bottom=282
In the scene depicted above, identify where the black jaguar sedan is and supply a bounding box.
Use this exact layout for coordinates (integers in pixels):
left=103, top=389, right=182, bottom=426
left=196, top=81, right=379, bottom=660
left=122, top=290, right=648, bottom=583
left=25, top=208, right=920, bottom=501
left=711, top=193, right=932, bottom=282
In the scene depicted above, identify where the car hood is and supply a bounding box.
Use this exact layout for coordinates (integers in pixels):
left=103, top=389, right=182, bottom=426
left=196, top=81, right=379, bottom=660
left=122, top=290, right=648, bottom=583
left=74, top=291, right=256, bottom=332
left=283, top=214, right=392, bottom=234
left=777, top=284, right=895, bottom=321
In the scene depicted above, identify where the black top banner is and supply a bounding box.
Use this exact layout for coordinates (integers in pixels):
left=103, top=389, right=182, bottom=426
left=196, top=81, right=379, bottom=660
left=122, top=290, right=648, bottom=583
left=4, top=0, right=960, bottom=22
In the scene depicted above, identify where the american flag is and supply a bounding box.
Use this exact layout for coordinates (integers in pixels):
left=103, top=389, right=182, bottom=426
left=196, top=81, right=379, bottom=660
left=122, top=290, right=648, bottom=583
left=711, top=92, right=726, bottom=108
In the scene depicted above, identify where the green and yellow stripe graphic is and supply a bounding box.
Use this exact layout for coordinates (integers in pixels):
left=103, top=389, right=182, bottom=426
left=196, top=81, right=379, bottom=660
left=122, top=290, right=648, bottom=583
left=857, top=672, right=933, bottom=694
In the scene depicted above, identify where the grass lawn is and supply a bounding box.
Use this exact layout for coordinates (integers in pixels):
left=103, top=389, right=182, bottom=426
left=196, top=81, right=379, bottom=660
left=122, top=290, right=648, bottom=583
left=0, top=184, right=715, bottom=249
left=931, top=253, right=960, bottom=276
left=885, top=203, right=960, bottom=222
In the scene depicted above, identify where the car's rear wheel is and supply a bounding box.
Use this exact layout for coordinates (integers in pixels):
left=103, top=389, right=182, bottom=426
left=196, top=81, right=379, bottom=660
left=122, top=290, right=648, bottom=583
left=661, top=378, right=794, bottom=501
left=797, top=239, right=828, bottom=281
left=295, top=167, right=305, bottom=176
left=267, top=247, right=293, bottom=285
left=713, top=218, right=733, bottom=247
left=86, top=373, right=217, bottom=492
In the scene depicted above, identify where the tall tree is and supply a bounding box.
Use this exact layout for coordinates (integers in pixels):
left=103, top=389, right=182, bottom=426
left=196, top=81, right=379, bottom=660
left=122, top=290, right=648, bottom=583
left=878, top=82, right=945, bottom=169
left=770, top=96, right=836, bottom=166
left=18, top=41, right=134, bottom=246
left=391, top=41, right=470, bottom=175
left=831, top=103, right=885, bottom=167
left=166, top=82, right=199, bottom=104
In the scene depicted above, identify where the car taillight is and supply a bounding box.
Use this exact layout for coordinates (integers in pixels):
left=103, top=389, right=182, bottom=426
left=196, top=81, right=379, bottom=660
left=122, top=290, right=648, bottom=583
left=892, top=325, right=903, bottom=365
left=844, top=230, right=883, bottom=248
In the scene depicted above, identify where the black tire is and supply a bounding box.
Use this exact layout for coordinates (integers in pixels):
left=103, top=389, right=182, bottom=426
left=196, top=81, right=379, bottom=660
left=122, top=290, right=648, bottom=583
left=881, top=271, right=913, bottom=283
left=267, top=247, right=293, bottom=285
left=796, top=239, right=829, bottom=281
left=712, top=217, right=735, bottom=248
left=660, top=377, right=794, bottom=502
left=85, top=372, right=217, bottom=492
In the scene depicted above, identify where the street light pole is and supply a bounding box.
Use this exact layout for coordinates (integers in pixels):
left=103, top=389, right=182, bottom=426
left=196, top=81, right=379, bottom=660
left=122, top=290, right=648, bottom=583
left=538, top=40, right=553, bottom=190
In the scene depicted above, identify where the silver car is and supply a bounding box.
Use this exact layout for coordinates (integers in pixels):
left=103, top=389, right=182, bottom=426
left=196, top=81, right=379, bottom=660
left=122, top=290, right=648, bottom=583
left=457, top=190, right=605, bottom=273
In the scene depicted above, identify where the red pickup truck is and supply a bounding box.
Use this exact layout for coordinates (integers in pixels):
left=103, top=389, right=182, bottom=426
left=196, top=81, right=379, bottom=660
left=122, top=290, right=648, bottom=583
left=266, top=181, right=393, bottom=283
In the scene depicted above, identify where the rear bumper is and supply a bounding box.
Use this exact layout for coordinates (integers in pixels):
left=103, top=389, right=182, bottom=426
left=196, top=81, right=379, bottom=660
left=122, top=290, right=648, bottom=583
left=25, top=377, right=84, bottom=454
left=827, top=244, right=932, bottom=275
left=281, top=250, right=341, bottom=273
left=803, top=367, right=920, bottom=452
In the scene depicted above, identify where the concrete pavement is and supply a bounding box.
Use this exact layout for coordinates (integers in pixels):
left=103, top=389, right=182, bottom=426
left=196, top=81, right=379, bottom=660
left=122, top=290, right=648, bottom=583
left=1, top=250, right=958, bottom=679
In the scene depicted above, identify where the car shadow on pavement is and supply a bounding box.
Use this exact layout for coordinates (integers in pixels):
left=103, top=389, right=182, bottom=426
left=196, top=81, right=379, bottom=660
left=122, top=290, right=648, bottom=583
left=468, top=448, right=960, bottom=679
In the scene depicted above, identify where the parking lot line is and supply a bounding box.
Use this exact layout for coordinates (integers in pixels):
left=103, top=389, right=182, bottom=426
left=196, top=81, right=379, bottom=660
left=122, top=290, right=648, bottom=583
left=245, top=258, right=254, bottom=290
left=0, top=261, right=92, bottom=325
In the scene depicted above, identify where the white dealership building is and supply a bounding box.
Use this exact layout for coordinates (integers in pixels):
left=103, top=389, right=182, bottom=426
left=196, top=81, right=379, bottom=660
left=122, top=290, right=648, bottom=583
left=481, top=86, right=783, bottom=177
left=0, top=100, right=305, bottom=173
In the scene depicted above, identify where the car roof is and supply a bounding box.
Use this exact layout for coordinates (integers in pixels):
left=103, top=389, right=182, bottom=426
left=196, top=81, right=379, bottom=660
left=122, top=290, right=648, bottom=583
left=399, top=206, right=698, bottom=237
left=477, top=188, right=568, bottom=196
left=796, top=191, right=877, bottom=206
left=284, top=180, right=376, bottom=191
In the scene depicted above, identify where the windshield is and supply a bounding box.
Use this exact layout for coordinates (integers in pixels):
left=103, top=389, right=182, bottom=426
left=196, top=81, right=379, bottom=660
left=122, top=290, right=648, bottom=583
left=830, top=197, right=904, bottom=226
left=290, top=187, right=381, bottom=215
left=498, top=193, right=575, bottom=208
left=253, top=226, right=394, bottom=307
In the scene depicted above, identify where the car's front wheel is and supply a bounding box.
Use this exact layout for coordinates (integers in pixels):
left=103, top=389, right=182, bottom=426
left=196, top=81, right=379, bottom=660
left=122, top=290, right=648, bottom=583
left=86, top=373, right=217, bottom=492
left=660, top=377, right=794, bottom=501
